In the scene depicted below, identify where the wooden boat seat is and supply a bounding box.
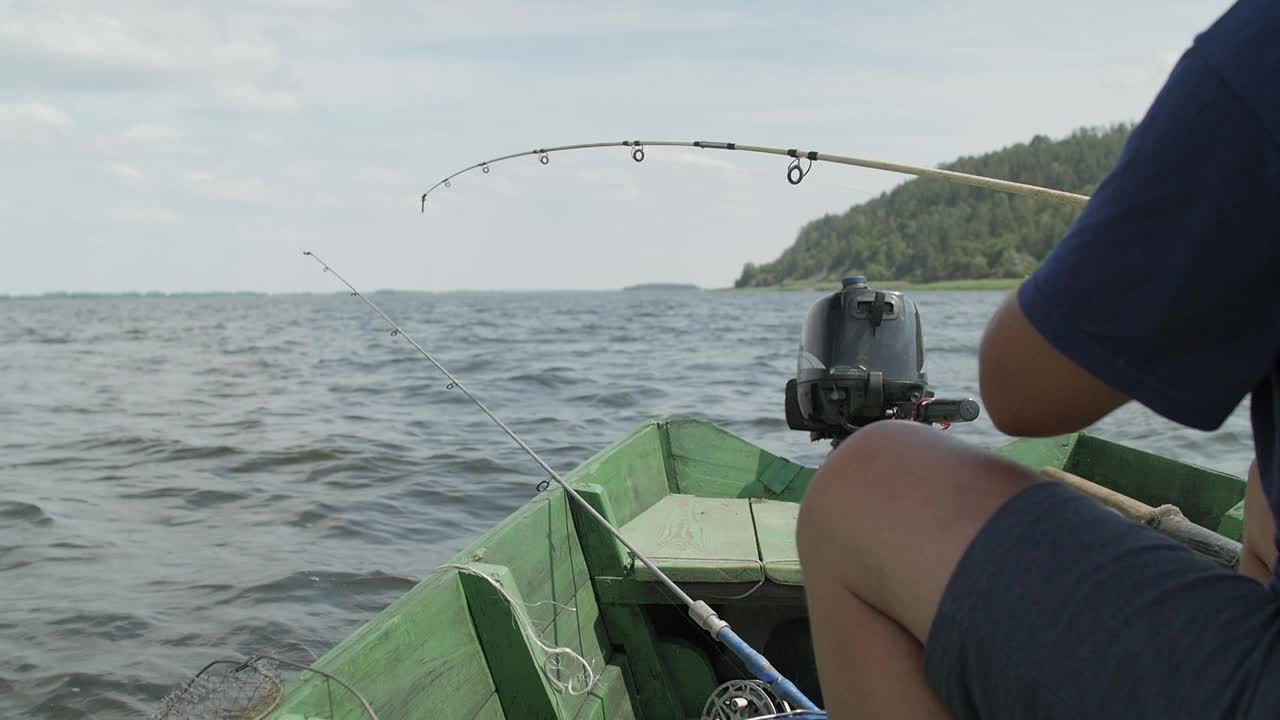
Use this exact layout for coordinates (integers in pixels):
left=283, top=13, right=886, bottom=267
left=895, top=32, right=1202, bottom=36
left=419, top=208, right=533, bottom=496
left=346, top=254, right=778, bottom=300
left=751, top=498, right=805, bottom=585
left=618, top=495, right=805, bottom=586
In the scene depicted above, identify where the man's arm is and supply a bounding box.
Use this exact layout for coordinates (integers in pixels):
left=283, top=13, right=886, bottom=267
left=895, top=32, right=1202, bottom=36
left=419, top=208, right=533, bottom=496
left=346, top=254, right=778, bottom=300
left=978, top=48, right=1280, bottom=438
left=979, top=291, right=1128, bottom=437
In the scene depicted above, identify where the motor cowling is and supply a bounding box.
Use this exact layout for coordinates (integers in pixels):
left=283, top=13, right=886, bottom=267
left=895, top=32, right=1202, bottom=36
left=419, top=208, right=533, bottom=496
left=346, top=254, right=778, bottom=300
left=785, top=277, right=978, bottom=444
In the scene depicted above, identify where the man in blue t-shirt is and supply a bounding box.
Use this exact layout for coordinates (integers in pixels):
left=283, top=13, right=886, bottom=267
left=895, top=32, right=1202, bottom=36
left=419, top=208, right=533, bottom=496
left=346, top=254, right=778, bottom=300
left=795, top=1, right=1280, bottom=718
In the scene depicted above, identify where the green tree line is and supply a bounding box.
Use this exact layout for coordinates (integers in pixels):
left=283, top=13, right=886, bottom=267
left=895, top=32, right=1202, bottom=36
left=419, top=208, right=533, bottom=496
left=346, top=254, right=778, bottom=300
left=735, top=125, right=1132, bottom=287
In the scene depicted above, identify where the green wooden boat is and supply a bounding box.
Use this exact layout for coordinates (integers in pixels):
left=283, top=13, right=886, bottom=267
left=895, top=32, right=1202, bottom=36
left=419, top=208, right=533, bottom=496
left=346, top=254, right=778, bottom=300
left=253, top=416, right=1246, bottom=720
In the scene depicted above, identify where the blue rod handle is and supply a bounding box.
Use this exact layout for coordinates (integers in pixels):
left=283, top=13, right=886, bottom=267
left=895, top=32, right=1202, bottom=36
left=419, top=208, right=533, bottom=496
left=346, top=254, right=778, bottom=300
left=717, top=627, right=821, bottom=712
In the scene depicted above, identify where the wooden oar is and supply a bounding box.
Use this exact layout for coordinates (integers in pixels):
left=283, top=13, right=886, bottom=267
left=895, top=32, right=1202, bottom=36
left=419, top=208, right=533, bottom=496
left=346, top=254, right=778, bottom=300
left=1040, top=466, right=1241, bottom=569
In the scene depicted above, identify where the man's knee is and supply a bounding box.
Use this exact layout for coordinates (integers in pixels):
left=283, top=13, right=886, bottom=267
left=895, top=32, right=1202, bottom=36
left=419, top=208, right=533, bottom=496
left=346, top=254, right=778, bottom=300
left=796, top=420, right=1033, bottom=580
left=797, top=421, right=943, bottom=567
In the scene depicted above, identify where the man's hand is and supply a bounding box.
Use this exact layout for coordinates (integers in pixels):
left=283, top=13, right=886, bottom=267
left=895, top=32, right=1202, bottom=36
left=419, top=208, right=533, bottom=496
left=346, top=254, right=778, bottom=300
left=979, top=289, right=1129, bottom=437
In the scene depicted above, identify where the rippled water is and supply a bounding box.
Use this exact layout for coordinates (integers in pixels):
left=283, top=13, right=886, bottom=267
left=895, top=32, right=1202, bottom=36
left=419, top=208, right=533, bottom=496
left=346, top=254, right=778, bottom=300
left=0, top=290, right=1255, bottom=719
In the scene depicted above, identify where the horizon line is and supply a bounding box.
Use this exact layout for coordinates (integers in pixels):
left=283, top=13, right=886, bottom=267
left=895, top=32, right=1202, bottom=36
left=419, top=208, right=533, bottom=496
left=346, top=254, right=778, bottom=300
left=0, top=285, right=716, bottom=299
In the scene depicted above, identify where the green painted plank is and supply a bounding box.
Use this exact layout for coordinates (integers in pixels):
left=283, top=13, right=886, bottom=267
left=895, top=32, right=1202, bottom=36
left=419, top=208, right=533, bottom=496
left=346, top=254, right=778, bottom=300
left=610, top=656, right=644, bottom=720
left=664, top=418, right=811, bottom=501
left=569, top=662, right=640, bottom=720
left=573, top=483, right=629, bottom=578
left=453, top=488, right=614, bottom=720
left=460, top=562, right=606, bottom=720
left=270, top=569, right=497, bottom=720
left=540, top=575, right=612, bottom=720
left=758, top=458, right=807, bottom=496
left=750, top=499, right=804, bottom=586
left=594, top=577, right=804, bottom=606
left=994, top=433, right=1079, bottom=470
left=620, top=495, right=762, bottom=583
left=474, top=694, right=508, bottom=720
left=458, top=488, right=594, bottom=634
left=997, top=432, right=1243, bottom=539
left=568, top=484, right=680, bottom=717
left=565, top=422, right=670, bottom=526
left=459, top=563, right=561, bottom=720
left=656, top=421, right=680, bottom=496
left=594, top=606, right=682, bottom=720
left=773, top=467, right=818, bottom=502
left=653, top=636, right=718, bottom=719
left=1219, top=499, right=1246, bottom=541
left=1068, top=434, right=1245, bottom=529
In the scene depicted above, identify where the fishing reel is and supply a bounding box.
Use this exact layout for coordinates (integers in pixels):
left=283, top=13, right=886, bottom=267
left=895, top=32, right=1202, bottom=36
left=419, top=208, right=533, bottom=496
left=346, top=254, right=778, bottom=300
left=785, top=277, right=980, bottom=446
left=702, top=680, right=789, bottom=720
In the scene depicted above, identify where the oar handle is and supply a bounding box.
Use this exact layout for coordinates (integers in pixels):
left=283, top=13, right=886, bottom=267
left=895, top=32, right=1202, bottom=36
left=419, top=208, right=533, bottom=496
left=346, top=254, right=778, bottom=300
left=1040, top=467, right=1241, bottom=569
left=1040, top=466, right=1155, bottom=521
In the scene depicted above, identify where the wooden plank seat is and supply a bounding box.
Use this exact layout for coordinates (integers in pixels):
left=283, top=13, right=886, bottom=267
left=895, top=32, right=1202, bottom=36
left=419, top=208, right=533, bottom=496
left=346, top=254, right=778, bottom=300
left=615, top=495, right=806, bottom=587
left=620, top=495, right=762, bottom=583
left=750, top=499, right=804, bottom=586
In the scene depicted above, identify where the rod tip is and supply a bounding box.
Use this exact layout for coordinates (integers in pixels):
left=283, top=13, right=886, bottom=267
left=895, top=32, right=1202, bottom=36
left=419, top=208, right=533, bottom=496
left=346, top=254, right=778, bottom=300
left=302, top=250, right=312, bottom=256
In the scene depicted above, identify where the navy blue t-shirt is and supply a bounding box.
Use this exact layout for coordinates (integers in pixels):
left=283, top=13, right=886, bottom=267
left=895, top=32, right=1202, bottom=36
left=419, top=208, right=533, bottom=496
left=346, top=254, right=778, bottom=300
left=1018, top=0, right=1280, bottom=581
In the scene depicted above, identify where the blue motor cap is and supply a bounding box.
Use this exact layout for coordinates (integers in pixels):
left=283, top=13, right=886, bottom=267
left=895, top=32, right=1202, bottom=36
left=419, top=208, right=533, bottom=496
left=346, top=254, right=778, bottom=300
left=841, top=276, right=868, bottom=288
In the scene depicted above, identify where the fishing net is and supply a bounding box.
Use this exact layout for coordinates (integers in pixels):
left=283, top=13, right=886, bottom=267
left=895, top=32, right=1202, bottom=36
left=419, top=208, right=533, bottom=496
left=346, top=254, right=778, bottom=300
left=152, top=654, right=378, bottom=720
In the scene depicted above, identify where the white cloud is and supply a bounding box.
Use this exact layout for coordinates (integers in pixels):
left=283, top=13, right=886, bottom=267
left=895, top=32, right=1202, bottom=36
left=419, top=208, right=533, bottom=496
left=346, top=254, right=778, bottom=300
left=115, top=123, right=183, bottom=147
left=281, top=162, right=328, bottom=181
left=0, top=102, right=72, bottom=142
left=185, top=170, right=277, bottom=204
left=662, top=149, right=738, bottom=172
left=255, top=0, right=352, bottom=11
left=212, top=41, right=280, bottom=68
left=106, top=162, right=145, bottom=183
left=353, top=167, right=415, bottom=187
left=396, top=2, right=749, bottom=41
left=243, top=130, right=281, bottom=147
left=574, top=166, right=634, bottom=185
left=217, top=82, right=302, bottom=112
left=0, top=11, right=178, bottom=72
left=109, top=205, right=180, bottom=224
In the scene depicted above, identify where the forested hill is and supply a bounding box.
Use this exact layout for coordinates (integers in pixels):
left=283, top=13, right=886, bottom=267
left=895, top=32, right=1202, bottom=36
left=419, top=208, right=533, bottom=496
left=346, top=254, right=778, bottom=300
left=734, top=125, right=1131, bottom=287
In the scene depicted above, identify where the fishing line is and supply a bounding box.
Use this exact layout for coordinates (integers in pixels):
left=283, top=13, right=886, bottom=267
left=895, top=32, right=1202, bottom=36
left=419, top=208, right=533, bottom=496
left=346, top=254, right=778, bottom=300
left=303, top=250, right=820, bottom=712
left=420, top=139, right=1091, bottom=211
left=437, top=563, right=598, bottom=697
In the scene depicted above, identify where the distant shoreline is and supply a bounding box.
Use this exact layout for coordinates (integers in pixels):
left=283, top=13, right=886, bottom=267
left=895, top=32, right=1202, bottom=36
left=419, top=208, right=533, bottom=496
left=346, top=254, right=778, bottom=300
left=719, top=278, right=1023, bottom=292
left=1, top=278, right=1021, bottom=299
left=622, top=283, right=701, bottom=291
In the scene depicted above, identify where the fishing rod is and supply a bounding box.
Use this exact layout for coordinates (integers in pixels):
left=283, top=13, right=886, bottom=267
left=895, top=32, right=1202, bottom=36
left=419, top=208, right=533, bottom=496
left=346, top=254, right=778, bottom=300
left=302, top=251, right=825, bottom=717
left=420, top=139, right=1092, bottom=210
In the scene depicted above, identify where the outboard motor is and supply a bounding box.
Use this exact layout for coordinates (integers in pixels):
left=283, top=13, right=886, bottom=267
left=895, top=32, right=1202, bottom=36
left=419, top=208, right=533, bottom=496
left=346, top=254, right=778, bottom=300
left=785, top=276, right=980, bottom=446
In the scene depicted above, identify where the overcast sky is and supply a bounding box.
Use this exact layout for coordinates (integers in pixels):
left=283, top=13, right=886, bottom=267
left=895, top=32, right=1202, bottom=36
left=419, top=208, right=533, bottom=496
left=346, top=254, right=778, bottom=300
left=0, top=0, right=1234, bottom=294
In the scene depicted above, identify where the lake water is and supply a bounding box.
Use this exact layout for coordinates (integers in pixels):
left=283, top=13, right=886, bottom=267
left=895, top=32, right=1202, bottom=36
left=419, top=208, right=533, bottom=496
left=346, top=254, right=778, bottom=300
left=0, top=290, right=1255, bottom=719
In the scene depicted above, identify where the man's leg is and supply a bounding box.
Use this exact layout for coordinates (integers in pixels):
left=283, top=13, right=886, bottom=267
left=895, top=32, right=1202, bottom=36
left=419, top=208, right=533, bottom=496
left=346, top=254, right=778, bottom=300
left=1240, top=459, right=1275, bottom=582
left=797, top=420, right=1038, bottom=718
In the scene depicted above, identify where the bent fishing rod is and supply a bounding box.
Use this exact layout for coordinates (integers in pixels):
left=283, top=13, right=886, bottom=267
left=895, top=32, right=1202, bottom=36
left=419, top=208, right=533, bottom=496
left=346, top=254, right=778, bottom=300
left=421, top=139, right=1092, bottom=211
left=302, top=251, right=824, bottom=716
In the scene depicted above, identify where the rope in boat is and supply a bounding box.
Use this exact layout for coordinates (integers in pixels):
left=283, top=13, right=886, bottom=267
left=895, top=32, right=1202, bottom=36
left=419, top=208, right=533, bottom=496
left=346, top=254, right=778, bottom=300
left=302, top=251, right=820, bottom=713
left=419, top=139, right=1092, bottom=210
left=437, top=564, right=598, bottom=697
